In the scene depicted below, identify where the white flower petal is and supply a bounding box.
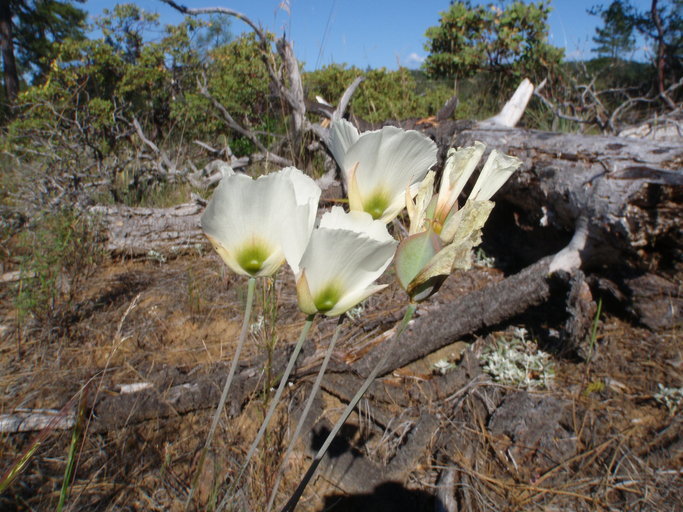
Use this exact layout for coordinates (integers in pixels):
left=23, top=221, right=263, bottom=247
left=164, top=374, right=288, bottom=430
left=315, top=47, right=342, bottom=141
left=297, top=220, right=396, bottom=316
left=301, top=228, right=396, bottom=292
left=468, top=150, right=522, bottom=202
left=380, top=180, right=422, bottom=223
left=279, top=166, right=321, bottom=226
left=346, top=126, right=437, bottom=198
left=319, top=206, right=395, bottom=244
left=327, top=284, right=388, bottom=317
left=276, top=167, right=321, bottom=274
left=328, top=119, right=360, bottom=177
left=329, top=121, right=436, bottom=222
left=201, top=174, right=262, bottom=255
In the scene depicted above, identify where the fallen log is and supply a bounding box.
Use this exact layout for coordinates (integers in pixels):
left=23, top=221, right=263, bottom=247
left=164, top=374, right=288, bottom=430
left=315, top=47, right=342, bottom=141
left=89, top=199, right=205, bottom=257
left=423, top=122, right=683, bottom=269
left=90, top=123, right=681, bottom=271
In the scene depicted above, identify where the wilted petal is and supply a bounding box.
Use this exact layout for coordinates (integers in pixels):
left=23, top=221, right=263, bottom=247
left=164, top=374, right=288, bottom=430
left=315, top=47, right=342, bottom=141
left=407, top=171, right=435, bottom=235
left=440, top=199, right=495, bottom=245
left=468, top=150, right=522, bottom=202
left=435, top=142, right=486, bottom=220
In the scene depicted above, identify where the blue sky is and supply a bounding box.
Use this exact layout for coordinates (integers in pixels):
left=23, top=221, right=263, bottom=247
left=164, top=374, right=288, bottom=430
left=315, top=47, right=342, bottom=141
left=84, top=0, right=654, bottom=70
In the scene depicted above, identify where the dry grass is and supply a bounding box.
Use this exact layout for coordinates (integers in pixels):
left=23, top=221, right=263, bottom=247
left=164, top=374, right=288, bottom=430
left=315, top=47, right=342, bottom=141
left=0, top=251, right=680, bottom=511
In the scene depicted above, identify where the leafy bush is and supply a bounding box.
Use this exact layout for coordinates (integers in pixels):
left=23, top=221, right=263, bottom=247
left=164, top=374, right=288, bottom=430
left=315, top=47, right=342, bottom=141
left=424, top=0, right=564, bottom=83
left=305, top=65, right=453, bottom=123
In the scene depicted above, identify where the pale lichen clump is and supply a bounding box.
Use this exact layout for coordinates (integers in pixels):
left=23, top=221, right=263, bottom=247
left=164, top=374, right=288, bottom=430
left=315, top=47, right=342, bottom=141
left=654, top=384, right=683, bottom=415
left=481, top=328, right=555, bottom=389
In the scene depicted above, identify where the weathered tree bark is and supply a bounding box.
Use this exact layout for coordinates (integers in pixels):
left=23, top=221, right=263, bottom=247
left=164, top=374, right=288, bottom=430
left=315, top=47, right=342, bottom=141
left=351, top=255, right=559, bottom=378
left=89, top=200, right=205, bottom=257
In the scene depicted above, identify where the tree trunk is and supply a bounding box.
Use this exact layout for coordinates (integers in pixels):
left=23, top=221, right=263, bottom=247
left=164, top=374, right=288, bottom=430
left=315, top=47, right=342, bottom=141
left=650, top=0, right=667, bottom=99
left=0, top=0, right=19, bottom=103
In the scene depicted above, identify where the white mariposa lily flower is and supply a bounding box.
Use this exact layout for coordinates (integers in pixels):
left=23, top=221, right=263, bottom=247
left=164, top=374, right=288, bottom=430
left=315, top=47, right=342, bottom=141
left=329, top=119, right=437, bottom=223
left=201, top=167, right=321, bottom=277
left=295, top=207, right=397, bottom=316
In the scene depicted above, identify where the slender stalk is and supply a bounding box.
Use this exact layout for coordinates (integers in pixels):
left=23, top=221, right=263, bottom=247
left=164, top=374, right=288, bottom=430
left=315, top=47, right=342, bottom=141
left=185, top=276, right=256, bottom=509
left=57, top=389, right=88, bottom=512
left=266, top=316, right=345, bottom=512
left=217, top=314, right=316, bottom=512
left=279, top=303, right=418, bottom=512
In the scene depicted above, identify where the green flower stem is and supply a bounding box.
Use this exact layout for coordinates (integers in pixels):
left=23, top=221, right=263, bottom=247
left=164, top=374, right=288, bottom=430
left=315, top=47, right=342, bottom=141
left=266, top=316, right=345, bottom=512
left=279, top=303, right=418, bottom=512
left=217, top=314, right=316, bottom=512
left=185, top=276, right=256, bottom=510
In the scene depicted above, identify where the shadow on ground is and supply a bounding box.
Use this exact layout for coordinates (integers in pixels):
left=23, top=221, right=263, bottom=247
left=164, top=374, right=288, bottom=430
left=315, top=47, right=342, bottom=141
left=321, top=481, right=439, bottom=512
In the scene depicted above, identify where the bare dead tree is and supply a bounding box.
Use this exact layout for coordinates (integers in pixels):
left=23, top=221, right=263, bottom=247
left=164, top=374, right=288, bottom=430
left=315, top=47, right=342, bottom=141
left=534, top=73, right=683, bottom=136
left=158, top=0, right=364, bottom=168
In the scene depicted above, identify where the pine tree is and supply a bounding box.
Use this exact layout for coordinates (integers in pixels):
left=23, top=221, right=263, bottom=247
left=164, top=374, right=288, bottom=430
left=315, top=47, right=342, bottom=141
left=590, top=1, right=636, bottom=59
left=0, top=0, right=86, bottom=103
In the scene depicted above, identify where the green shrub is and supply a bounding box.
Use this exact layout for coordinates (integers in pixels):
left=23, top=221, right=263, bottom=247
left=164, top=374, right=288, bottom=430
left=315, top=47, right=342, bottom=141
left=305, top=65, right=453, bottom=122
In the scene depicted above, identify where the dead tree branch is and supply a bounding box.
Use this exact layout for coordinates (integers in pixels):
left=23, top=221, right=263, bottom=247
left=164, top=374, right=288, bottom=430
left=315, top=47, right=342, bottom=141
left=534, top=74, right=683, bottom=135
left=132, top=117, right=179, bottom=177
left=334, top=76, right=365, bottom=122
left=197, top=77, right=292, bottom=167
left=482, top=78, right=535, bottom=128
left=160, top=1, right=309, bottom=158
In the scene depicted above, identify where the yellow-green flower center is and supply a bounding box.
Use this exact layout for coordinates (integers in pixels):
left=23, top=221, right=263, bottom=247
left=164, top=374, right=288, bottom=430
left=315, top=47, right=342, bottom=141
left=236, top=243, right=271, bottom=276
left=363, top=191, right=390, bottom=220
left=313, top=283, right=342, bottom=312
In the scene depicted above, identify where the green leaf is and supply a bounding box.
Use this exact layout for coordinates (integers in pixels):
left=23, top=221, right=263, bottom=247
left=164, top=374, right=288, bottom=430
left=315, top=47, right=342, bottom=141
left=394, top=229, right=442, bottom=291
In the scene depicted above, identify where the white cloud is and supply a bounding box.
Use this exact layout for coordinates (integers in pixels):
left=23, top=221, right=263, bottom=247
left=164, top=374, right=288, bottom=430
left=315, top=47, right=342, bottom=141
left=405, top=52, right=425, bottom=67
